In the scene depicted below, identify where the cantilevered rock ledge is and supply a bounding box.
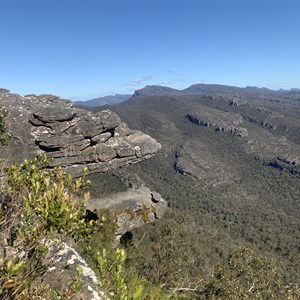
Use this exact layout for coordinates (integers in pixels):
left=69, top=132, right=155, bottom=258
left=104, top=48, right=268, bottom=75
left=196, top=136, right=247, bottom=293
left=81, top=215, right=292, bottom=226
left=86, top=187, right=167, bottom=239
left=0, top=89, right=161, bottom=177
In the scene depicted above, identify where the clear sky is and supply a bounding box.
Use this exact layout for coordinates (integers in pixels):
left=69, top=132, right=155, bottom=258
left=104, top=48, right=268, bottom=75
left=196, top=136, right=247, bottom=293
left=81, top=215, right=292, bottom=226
left=1, top=0, right=300, bottom=101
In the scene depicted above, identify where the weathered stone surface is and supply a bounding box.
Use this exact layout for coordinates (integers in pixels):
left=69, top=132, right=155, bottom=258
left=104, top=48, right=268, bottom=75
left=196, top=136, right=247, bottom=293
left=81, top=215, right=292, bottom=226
left=92, top=132, right=112, bottom=143
left=186, top=108, right=249, bottom=138
left=33, top=106, right=76, bottom=123
left=96, top=143, right=117, bottom=162
left=0, top=89, right=166, bottom=299
left=114, top=122, right=134, bottom=136
left=264, top=155, right=300, bottom=176
left=86, top=187, right=167, bottom=239
left=44, top=242, right=104, bottom=300
left=0, top=90, right=161, bottom=177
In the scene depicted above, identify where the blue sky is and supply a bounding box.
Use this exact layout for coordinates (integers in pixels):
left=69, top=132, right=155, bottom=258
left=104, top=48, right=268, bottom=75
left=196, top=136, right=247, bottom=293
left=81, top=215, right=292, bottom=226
left=1, top=0, right=300, bottom=101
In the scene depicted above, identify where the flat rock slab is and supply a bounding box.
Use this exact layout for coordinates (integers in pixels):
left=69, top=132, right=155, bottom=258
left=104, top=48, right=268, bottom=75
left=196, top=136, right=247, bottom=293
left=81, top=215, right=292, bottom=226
left=86, top=187, right=167, bottom=236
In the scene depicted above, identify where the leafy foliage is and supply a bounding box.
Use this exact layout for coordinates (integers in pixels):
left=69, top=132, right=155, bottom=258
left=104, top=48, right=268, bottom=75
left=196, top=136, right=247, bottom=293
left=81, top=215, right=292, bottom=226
left=94, top=247, right=170, bottom=300
left=4, top=155, right=92, bottom=239
left=0, top=155, right=170, bottom=299
left=96, top=248, right=141, bottom=299
left=0, top=155, right=94, bottom=299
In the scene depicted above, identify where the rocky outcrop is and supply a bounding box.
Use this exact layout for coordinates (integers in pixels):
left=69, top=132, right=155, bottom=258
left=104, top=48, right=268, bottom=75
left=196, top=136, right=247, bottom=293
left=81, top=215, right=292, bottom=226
left=173, top=142, right=238, bottom=187
left=186, top=112, right=248, bottom=138
left=43, top=242, right=104, bottom=300
left=265, top=155, right=300, bottom=176
left=243, top=115, right=276, bottom=130
left=41, top=188, right=167, bottom=297
left=0, top=89, right=167, bottom=298
left=86, top=187, right=168, bottom=243
left=0, top=89, right=161, bottom=177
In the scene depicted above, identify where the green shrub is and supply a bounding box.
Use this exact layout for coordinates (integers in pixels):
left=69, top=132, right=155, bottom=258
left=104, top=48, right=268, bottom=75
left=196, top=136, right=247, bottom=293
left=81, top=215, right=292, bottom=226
left=0, top=155, right=94, bottom=299
left=0, top=155, right=170, bottom=299
left=95, top=247, right=170, bottom=300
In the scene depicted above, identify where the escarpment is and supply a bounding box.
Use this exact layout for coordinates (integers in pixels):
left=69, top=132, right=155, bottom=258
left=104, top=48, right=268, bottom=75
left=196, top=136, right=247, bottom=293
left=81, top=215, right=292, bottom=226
left=0, top=89, right=161, bottom=177
left=0, top=89, right=167, bottom=224
left=0, top=89, right=167, bottom=298
left=0, top=88, right=166, bottom=236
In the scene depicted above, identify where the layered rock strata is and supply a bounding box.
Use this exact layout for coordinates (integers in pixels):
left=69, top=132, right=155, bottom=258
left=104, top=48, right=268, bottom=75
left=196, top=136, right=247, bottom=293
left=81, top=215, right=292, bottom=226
left=0, top=89, right=161, bottom=177
left=185, top=112, right=248, bottom=138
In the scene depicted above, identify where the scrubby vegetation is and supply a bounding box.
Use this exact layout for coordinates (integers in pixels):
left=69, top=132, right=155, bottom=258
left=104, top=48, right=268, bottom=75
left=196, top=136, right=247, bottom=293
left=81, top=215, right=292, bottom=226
left=1, top=155, right=299, bottom=299
left=0, top=156, right=169, bottom=299
left=0, top=156, right=92, bottom=298
left=1, top=95, right=300, bottom=299
left=88, top=91, right=300, bottom=297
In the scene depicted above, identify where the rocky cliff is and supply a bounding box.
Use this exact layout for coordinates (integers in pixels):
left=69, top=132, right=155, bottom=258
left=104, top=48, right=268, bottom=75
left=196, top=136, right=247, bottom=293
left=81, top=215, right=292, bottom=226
left=0, top=87, right=167, bottom=240
left=0, top=89, right=161, bottom=177
left=0, top=89, right=167, bottom=298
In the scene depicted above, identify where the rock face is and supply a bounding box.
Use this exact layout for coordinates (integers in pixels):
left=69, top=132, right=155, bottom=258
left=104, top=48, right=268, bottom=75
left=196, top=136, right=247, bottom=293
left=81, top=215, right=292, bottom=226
left=0, top=89, right=167, bottom=298
left=0, top=89, right=161, bottom=177
left=265, top=155, right=300, bottom=176
left=41, top=189, right=167, bottom=297
left=43, top=242, right=104, bottom=300
left=86, top=187, right=168, bottom=242
left=186, top=112, right=248, bottom=138
left=173, top=142, right=238, bottom=187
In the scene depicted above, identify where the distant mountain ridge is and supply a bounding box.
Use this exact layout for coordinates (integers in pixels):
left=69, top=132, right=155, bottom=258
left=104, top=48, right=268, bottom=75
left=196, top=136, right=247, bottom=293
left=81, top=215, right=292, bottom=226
left=75, top=94, right=131, bottom=107
left=101, top=81, right=300, bottom=285
left=74, top=84, right=300, bottom=108
left=133, top=83, right=300, bottom=97
left=133, top=85, right=180, bottom=97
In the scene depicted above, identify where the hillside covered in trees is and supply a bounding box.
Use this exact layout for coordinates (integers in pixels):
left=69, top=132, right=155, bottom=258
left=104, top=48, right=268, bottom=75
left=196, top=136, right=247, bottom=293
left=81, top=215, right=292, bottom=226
left=0, top=85, right=299, bottom=299
left=89, top=84, right=300, bottom=297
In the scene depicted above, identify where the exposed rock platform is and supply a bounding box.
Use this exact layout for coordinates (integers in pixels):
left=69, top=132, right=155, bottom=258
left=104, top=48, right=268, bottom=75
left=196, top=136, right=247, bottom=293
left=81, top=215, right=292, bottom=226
left=0, top=89, right=161, bottom=177
left=86, top=187, right=167, bottom=241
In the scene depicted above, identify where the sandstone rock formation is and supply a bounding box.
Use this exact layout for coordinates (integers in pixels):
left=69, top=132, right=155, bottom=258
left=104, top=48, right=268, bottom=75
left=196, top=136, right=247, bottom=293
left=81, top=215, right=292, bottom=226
left=86, top=187, right=168, bottom=242
left=0, top=89, right=161, bottom=177
left=173, top=142, right=238, bottom=187
left=185, top=110, right=248, bottom=138
left=0, top=89, right=167, bottom=298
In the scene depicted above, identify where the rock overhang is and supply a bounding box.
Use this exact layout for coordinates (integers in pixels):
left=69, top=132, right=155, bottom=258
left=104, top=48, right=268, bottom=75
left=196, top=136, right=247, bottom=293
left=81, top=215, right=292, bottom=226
left=0, top=90, right=162, bottom=177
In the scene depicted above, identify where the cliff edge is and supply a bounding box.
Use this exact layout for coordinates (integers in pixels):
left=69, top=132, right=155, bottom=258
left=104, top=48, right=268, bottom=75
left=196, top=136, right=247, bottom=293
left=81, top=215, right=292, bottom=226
left=0, top=89, right=161, bottom=177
